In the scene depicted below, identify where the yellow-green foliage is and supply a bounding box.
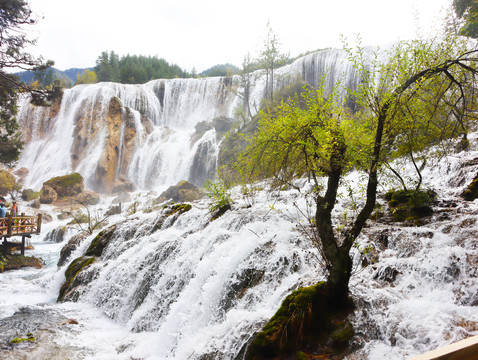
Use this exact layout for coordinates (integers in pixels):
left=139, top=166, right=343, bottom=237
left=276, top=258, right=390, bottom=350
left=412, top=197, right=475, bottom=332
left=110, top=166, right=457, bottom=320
left=236, top=80, right=374, bottom=187
left=0, top=169, right=20, bottom=195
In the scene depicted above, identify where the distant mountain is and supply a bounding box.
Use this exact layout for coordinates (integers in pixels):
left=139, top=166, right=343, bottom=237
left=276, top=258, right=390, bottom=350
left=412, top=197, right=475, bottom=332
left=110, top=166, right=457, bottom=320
left=15, top=67, right=92, bottom=87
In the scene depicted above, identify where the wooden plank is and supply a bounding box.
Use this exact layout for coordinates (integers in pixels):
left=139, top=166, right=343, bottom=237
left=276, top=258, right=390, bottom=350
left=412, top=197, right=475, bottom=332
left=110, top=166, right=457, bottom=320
left=408, top=335, right=478, bottom=360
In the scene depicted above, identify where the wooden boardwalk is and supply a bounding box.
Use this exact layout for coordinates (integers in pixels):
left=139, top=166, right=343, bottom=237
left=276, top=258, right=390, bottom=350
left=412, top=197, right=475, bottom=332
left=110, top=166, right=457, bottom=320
left=1, top=213, right=42, bottom=255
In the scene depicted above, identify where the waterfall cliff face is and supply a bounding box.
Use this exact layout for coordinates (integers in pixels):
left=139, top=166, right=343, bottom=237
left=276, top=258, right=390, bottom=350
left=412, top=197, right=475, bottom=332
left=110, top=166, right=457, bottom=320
left=16, top=49, right=362, bottom=193
left=17, top=76, right=239, bottom=193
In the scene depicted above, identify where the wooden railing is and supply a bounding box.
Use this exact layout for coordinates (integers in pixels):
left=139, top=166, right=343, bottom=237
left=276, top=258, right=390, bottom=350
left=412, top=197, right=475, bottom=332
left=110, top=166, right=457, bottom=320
left=0, top=213, right=42, bottom=237
left=408, top=335, right=478, bottom=360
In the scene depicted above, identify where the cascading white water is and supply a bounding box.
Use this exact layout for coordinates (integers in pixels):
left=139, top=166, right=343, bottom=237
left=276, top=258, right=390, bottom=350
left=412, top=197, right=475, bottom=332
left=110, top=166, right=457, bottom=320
left=16, top=48, right=367, bottom=194
left=2, top=137, right=477, bottom=359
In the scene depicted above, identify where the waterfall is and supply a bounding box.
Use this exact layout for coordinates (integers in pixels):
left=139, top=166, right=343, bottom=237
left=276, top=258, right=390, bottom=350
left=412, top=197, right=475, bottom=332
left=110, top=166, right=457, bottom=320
left=16, top=48, right=366, bottom=193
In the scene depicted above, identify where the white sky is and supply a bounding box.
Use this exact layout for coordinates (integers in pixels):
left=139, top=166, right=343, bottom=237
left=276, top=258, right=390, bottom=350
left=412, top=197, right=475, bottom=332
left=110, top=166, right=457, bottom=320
left=26, top=0, right=453, bottom=72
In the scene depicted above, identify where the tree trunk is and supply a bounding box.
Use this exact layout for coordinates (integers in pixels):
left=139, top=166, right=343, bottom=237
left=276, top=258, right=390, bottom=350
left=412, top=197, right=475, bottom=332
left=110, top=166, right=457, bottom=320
left=314, top=137, right=351, bottom=303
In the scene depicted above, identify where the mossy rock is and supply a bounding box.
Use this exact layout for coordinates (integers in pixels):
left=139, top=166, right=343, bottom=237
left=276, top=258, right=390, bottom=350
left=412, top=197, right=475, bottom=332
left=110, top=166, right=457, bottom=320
left=246, top=282, right=327, bottom=359
left=210, top=203, right=231, bottom=221
left=150, top=203, right=193, bottom=233
left=43, top=173, right=85, bottom=198
left=245, top=282, right=354, bottom=359
left=58, top=256, right=95, bottom=302
left=0, top=170, right=21, bottom=195
left=461, top=173, right=478, bottom=201
left=165, top=203, right=192, bottom=216
left=156, top=180, right=203, bottom=203
left=85, top=225, right=117, bottom=257
left=22, top=189, right=40, bottom=201
left=0, top=255, right=43, bottom=272
left=330, top=320, right=354, bottom=348
left=384, top=189, right=436, bottom=221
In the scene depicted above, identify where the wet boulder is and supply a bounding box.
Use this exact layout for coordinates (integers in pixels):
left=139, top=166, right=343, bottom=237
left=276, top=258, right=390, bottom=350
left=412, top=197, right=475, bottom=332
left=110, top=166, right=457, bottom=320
left=460, top=172, right=478, bottom=201
left=57, top=231, right=89, bottom=267
left=39, top=185, right=58, bottom=204
left=85, top=225, right=117, bottom=257
left=111, top=177, right=136, bottom=194
left=43, top=226, right=67, bottom=243
left=57, top=256, right=95, bottom=302
left=384, top=189, right=436, bottom=222
left=42, top=173, right=84, bottom=198
left=21, top=189, right=40, bottom=201
left=155, top=180, right=203, bottom=204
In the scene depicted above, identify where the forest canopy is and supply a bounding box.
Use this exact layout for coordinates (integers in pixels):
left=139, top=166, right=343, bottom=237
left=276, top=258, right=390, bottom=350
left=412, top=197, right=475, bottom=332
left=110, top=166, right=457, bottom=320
left=94, top=51, right=190, bottom=84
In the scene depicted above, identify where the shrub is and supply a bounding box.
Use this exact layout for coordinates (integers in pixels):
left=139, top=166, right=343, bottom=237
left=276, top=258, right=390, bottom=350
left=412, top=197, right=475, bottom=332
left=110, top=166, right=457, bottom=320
left=0, top=170, right=20, bottom=195
left=204, top=179, right=232, bottom=212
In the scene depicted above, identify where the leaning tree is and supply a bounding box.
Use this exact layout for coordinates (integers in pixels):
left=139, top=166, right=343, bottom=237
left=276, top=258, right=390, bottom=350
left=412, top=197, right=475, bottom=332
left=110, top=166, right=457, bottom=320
left=238, top=35, right=478, bottom=305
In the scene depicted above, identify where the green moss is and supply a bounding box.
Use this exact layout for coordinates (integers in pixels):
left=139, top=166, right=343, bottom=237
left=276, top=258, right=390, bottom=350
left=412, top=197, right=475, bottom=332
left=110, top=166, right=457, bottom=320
left=58, top=256, right=95, bottom=302
left=22, top=189, right=40, bottom=201
left=0, top=255, right=43, bottom=272
left=461, top=174, right=478, bottom=201
left=169, top=203, right=192, bottom=215
left=330, top=321, right=354, bottom=347
left=45, top=172, right=83, bottom=188
left=85, top=225, right=117, bottom=257
left=44, top=172, right=84, bottom=198
left=246, top=281, right=355, bottom=359
left=247, top=282, right=327, bottom=358
left=11, top=333, right=35, bottom=343
left=385, top=189, right=436, bottom=221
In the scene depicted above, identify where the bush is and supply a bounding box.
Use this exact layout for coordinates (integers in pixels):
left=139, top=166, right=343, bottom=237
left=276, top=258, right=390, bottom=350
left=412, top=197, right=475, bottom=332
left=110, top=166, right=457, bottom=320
left=384, top=189, right=436, bottom=221
left=204, top=179, right=232, bottom=212
left=0, top=170, right=20, bottom=195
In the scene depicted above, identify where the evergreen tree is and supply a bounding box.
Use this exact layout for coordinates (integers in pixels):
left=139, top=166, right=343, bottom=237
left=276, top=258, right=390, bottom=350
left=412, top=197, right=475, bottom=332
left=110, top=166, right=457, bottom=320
left=0, top=0, right=53, bottom=165
left=453, top=0, right=478, bottom=38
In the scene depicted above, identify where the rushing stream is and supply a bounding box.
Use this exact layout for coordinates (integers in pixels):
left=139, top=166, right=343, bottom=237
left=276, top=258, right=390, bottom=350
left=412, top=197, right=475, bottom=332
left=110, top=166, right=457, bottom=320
left=1, top=48, right=477, bottom=359
left=1, top=137, right=478, bottom=359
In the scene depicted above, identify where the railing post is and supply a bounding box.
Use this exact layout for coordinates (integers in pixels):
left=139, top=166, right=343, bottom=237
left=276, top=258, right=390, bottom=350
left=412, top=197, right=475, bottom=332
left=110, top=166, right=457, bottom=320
left=7, top=214, right=12, bottom=237
left=37, top=214, right=42, bottom=235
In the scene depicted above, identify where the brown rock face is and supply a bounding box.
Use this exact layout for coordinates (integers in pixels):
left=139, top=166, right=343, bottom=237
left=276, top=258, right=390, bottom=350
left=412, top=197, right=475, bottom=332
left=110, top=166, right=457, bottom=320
left=20, top=90, right=155, bottom=194
left=40, top=185, right=58, bottom=204
left=70, top=96, right=150, bottom=193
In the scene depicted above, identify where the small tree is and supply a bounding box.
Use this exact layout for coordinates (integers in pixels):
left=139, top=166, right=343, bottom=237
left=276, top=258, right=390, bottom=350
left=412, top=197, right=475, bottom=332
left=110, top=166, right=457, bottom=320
left=76, top=69, right=98, bottom=85
left=236, top=36, right=478, bottom=304
left=256, top=21, right=289, bottom=102
left=236, top=52, right=256, bottom=120
left=67, top=199, right=109, bottom=235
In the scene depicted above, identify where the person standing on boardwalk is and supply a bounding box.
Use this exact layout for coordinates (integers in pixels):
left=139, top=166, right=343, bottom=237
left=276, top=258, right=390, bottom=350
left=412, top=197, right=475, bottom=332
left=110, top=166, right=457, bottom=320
left=11, top=201, right=17, bottom=217
left=0, top=203, right=6, bottom=218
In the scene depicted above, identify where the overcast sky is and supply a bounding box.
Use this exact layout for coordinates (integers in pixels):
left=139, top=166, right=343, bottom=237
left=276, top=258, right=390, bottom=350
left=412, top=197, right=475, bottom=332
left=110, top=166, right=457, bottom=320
left=26, top=0, right=453, bottom=72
